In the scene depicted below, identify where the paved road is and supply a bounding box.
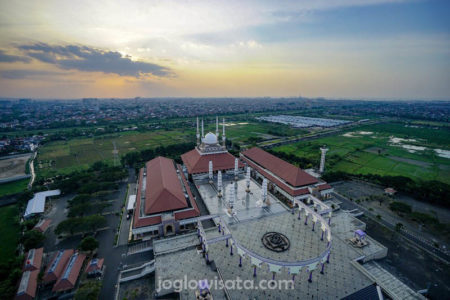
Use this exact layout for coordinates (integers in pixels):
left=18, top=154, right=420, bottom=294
left=28, top=151, right=37, bottom=189
left=332, top=192, right=450, bottom=263
left=98, top=168, right=153, bottom=300
left=118, top=182, right=136, bottom=246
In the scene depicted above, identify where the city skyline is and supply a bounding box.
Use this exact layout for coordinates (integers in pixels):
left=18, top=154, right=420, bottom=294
left=0, top=0, right=449, bottom=99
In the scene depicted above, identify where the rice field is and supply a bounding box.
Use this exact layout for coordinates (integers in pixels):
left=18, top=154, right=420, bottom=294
left=273, top=123, right=450, bottom=184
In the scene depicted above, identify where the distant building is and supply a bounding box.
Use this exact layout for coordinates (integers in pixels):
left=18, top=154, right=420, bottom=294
left=384, top=187, right=397, bottom=196
left=132, top=156, right=201, bottom=240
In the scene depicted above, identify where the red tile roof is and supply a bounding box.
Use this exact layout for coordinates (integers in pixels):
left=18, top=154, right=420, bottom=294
left=174, top=164, right=200, bottom=220
left=33, top=219, right=51, bottom=233
left=23, top=247, right=43, bottom=272
left=181, top=149, right=243, bottom=174
left=317, top=183, right=333, bottom=191
left=52, top=252, right=86, bottom=292
left=133, top=168, right=163, bottom=229
left=242, top=156, right=310, bottom=197
left=16, top=270, right=39, bottom=300
left=133, top=159, right=200, bottom=229
left=242, top=147, right=318, bottom=187
left=43, top=249, right=74, bottom=283
left=144, top=156, right=188, bottom=215
left=85, top=258, right=104, bottom=274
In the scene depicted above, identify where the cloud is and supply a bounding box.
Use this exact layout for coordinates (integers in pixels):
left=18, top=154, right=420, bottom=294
left=17, top=43, right=173, bottom=77
left=0, top=69, right=66, bottom=79
left=0, top=49, right=31, bottom=63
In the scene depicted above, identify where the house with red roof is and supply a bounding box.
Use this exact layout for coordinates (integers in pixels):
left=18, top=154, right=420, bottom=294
left=52, top=252, right=86, bottom=292
left=15, top=270, right=39, bottom=300
left=16, top=248, right=43, bottom=300
left=132, top=156, right=201, bottom=240
left=43, top=249, right=74, bottom=284
left=240, top=147, right=334, bottom=204
left=85, top=258, right=104, bottom=277
left=33, top=219, right=51, bottom=233
left=23, top=248, right=43, bottom=272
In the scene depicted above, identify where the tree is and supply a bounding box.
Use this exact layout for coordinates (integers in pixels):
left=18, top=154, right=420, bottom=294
left=55, top=215, right=107, bottom=236
left=389, top=201, right=412, bottom=214
left=395, top=222, right=404, bottom=232
left=21, top=230, right=45, bottom=251
left=75, top=281, right=102, bottom=300
left=79, top=236, right=99, bottom=253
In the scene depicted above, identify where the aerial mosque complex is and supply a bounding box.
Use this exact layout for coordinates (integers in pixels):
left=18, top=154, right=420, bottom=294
left=124, top=117, right=425, bottom=300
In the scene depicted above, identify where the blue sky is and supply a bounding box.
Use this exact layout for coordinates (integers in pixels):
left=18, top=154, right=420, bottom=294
left=0, top=0, right=448, bottom=99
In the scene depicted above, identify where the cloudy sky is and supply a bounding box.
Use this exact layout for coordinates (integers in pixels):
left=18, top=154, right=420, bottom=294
left=0, top=0, right=449, bottom=99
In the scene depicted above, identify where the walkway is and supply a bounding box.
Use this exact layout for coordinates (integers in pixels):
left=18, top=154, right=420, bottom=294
left=119, top=260, right=155, bottom=283
left=127, top=240, right=153, bottom=256
left=362, top=261, right=426, bottom=300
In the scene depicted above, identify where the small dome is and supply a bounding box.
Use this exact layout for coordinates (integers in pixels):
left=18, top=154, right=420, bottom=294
left=204, top=132, right=218, bottom=144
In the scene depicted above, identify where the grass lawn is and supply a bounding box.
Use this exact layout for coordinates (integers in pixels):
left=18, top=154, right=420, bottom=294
left=273, top=122, right=450, bottom=184
left=0, top=205, right=19, bottom=263
left=0, top=179, right=29, bottom=197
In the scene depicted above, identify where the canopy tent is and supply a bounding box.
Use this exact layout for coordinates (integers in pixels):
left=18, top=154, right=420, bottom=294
left=24, top=190, right=60, bottom=218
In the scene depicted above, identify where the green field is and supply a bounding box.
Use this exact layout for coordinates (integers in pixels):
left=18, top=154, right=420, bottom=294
left=0, top=179, right=29, bottom=197
left=36, top=120, right=306, bottom=178
left=274, top=123, right=450, bottom=184
left=0, top=205, right=19, bottom=263
left=36, top=129, right=193, bottom=177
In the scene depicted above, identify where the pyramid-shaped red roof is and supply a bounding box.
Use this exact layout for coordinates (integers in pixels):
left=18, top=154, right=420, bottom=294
left=144, top=156, right=188, bottom=214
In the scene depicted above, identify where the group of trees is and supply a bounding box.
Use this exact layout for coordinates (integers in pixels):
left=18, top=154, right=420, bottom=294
left=121, top=142, right=195, bottom=169
left=55, top=215, right=107, bottom=236
left=67, top=194, right=112, bottom=218
left=0, top=255, right=24, bottom=299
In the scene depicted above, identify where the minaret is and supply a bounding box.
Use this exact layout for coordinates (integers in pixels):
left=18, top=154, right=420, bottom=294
left=201, top=118, right=204, bottom=141
left=261, top=178, right=268, bottom=205
left=234, top=158, right=239, bottom=180
left=245, top=166, right=251, bottom=192
left=319, top=146, right=329, bottom=173
left=196, top=117, right=200, bottom=146
left=216, top=116, right=219, bottom=138
left=222, top=118, right=226, bottom=147
left=227, top=185, right=235, bottom=216
left=209, top=161, right=213, bottom=183
left=217, top=170, right=223, bottom=198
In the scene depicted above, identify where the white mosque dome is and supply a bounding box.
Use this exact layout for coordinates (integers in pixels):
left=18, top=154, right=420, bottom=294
left=204, top=132, right=218, bottom=145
